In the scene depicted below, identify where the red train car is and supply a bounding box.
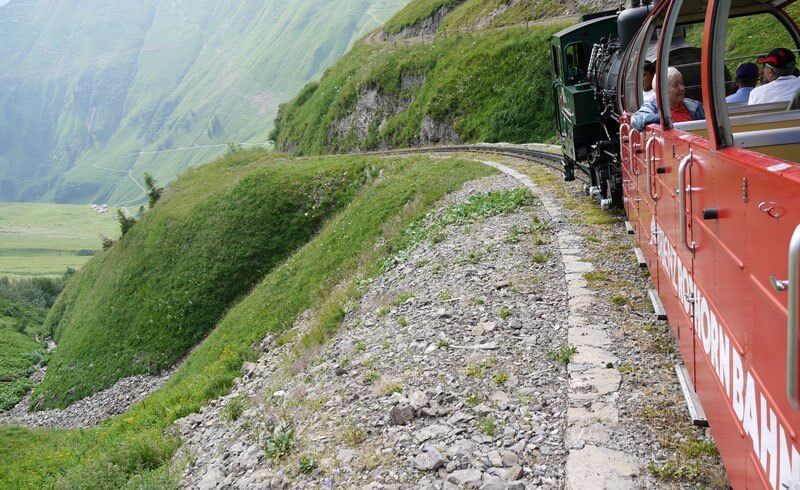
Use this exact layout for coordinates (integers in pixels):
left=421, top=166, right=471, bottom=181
left=618, top=0, right=800, bottom=486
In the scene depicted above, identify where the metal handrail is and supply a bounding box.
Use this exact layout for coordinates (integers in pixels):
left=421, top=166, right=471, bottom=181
left=620, top=122, right=631, bottom=175
left=678, top=151, right=696, bottom=252
left=645, top=135, right=659, bottom=201
left=628, top=127, right=638, bottom=176
left=788, top=224, right=800, bottom=410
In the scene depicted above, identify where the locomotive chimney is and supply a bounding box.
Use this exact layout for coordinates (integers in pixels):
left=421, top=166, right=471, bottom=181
left=617, top=4, right=650, bottom=51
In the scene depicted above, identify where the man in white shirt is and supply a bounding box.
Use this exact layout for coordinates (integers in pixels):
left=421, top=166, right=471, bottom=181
left=749, top=48, right=800, bottom=105
left=642, top=60, right=656, bottom=102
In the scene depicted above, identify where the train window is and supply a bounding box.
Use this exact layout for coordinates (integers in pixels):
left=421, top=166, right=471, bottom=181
left=551, top=45, right=561, bottom=79
left=621, top=23, right=652, bottom=113
left=704, top=0, right=800, bottom=155
left=564, top=43, right=587, bottom=83
left=622, top=10, right=666, bottom=114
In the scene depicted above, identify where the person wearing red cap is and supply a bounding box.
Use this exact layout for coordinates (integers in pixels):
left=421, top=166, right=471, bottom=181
left=748, top=47, right=800, bottom=105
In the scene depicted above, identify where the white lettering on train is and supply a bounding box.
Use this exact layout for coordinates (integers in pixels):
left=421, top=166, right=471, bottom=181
left=651, top=217, right=800, bottom=489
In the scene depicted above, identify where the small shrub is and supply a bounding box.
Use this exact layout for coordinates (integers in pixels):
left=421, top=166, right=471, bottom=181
left=548, top=343, right=578, bottom=363
left=498, top=307, right=511, bottom=319
left=492, top=371, right=509, bottom=385
left=100, top=234, right=115, bottom=250
left=117, top=209, right=137, bottom=236
left=264, top=425, right=295, bottom=460
left=465, top=391, right=484, bottom=405
left=298, top=455, right=318, bottom=475
left=472, top=297, right=485, bottom=306
left=466, top=363, right=485, bottom=378
left=647, top=460, right=701, bottom=480
left=379, top=381, right=403, bottom=396
left=531, top=252, right=549, bottom=264
left=342, top=425, right=367, bottom=447
left=617, top=363, right=634, bottom=373
left=376, top=307, right=390, bottom=317
left=397, top=316, right=408, bottom=327
left=355, top=341, right=367, bottom=352
left=431, top=231, right=448, bottom=244
left=583, top=270, right=610, bottom=282
left=223, top=395, right=247, bottom=422
left=477, top=415, right=496, bottom=436
left=363, top=371, right=379, bottom=384
left=144, top=173, right=164, bottom=208
left=436, top=338, right=450, bottom=349
left=393, top=292, right=414, bottom=306
left=611, top=295, right=629, bottom=306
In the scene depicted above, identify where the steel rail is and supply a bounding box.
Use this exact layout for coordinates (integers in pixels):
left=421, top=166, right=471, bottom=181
left=357, top=144, right=591, bottom=184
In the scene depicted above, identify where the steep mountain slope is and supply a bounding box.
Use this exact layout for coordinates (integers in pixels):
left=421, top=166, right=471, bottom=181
left=270, top=0, right=598, bottom=154
left=0, top=0, right=407, bottom=204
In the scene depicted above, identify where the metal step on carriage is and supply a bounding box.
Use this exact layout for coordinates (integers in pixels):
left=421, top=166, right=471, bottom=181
left=551, top=0, right=800, bottom=486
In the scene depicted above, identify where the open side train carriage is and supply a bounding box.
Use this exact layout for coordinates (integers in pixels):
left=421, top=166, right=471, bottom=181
left=551, top=0, right=800, bottom=487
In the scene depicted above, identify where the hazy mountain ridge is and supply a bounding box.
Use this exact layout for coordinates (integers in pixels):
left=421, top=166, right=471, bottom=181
left=0, top=0, right=407, bottom=204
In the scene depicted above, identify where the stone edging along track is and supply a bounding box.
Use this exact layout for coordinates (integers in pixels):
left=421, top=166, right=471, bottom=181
left=478, top=160, right=639, bottom=488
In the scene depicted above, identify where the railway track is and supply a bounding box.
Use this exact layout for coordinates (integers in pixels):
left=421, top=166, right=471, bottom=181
left=361, top=144, right=591, bottom=185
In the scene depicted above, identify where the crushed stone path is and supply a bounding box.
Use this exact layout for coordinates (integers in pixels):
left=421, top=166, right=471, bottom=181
left=175, top=174, right=572, bottom=488
left=478, top=161, right=639, bottom=488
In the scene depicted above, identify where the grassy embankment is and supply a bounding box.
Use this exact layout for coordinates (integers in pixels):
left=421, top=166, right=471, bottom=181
left=0, top=203, right=118, bottom=279
left=0, top=151, right=493, bottom=488
left=36, top=151, right=388, bottom=410
left=271, top=20, right=566, bottom=154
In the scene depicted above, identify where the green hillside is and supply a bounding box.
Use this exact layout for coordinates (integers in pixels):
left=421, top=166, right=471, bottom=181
left=36, top=150, right=387, bottom=409
left=0, top=0, right=408, bottom=205
left=0, top=152, right=492, bottom=488
left=271, top=1, right=570, bottom=155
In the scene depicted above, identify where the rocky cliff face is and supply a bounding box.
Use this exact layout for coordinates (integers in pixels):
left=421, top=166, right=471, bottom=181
left=325, top=74, right=461, bottom=151
left=384, top=6, right=452, bottom=40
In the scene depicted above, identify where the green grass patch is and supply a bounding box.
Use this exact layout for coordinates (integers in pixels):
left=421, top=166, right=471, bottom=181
left=381, top=188, right=532, bottom=271
left=548, top=343, right=578, bottom=363
left=0, top=154, right=492, bottom=488
left=0, top=326, right=46, bottom=411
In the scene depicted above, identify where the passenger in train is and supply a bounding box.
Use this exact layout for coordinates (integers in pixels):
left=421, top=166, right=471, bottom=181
left=725, top=62, right=759, bottom=104
left=631, top=67, right=704, bottom=131
left=748, top=48, right=800, bottom=105
left=643, top=60, right=656, bottom=102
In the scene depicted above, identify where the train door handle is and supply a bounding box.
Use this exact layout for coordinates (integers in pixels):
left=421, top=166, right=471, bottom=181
left=677, top=151, right=696, bottom=252
left=645, top=135, right=659, bottom=201
left=781, top=224, right=800, bottom=410
left=628, top=127, right=637, bottom=177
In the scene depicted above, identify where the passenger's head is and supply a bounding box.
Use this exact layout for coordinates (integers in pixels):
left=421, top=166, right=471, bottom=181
left=758, top=48, right=796, bottom=82
left=667, top=67, right=685, bottom=109
left=643, top=60, right=656, bottom=91
left=735, top=62, right=759, bottom=88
